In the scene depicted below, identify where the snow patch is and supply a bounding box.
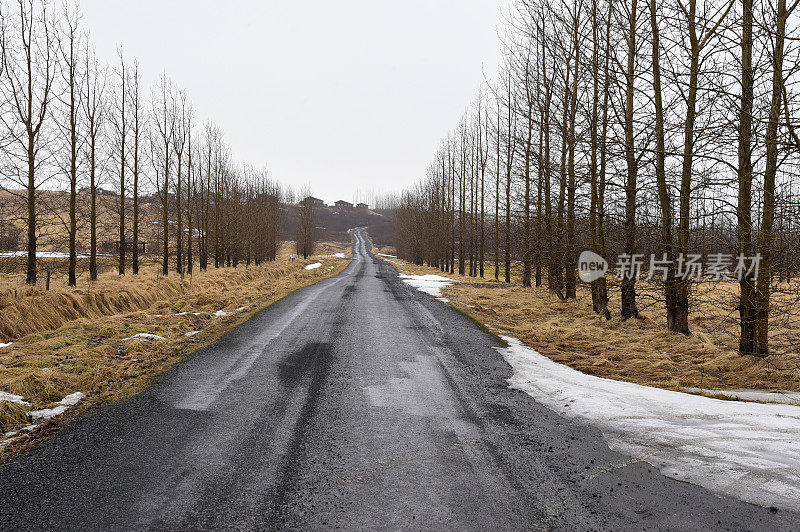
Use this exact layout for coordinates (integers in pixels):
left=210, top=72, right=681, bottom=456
left=0, top=391, right=30, bottom=406
left=184, top=331, right=200, bottom=337
left=398, top=274, right=454, bottom=298
left=123, top=333, right=165, bottom=342
left=0, top=342, right=12, bottom=349
left=0, top=251, right=110, bottom=259
left=495, top=335, right=800, bottom=512
left=683, top=388, right=800, bottom=406
left=212, top=310, right=229, bottom=318
left=28, top=392, right=85, bottom=420
left=304, top=262, right=322, bottom=270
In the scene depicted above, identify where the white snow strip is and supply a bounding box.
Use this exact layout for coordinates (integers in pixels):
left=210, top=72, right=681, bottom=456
left=0, top=342, right=12, bottom=349
left=495, top=335, right=800, bottom=512
left=0, top=251, right=110, bottom=258
left=398, top=274, right=455, bottom=298
left=28, top=392, right=85, bottom=420
left=332, top=252, right=346, bottom=258
left=236, top=306, right=249, bottom=312
left=184, top=331, right=200, bottom=337
left=304, top=262, right=322, bottom=270
left=123, top=333, right=165, bottom=342
left=212, top=310, right=229, bottom=318
left=28, top=406, right=68, bottom=419
left=0, top=424, right=40, bottom=448
left=59, top=392, right=85, bottom=406
left=0, top=391, right=30, bottom=406
left=684, top=388, right=800, bottom=406
left=377, top=253, right=397, bottom=258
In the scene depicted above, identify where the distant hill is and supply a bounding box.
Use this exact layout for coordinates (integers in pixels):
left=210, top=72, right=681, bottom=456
left=281, top=204, right=394, bottom=246
left=0, top=189, right=396, bottom=252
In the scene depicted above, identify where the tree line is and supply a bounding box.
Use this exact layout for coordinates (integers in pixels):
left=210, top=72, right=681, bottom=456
left=0, top=0, right=288, bottom=287
left=395, top=0, right=800, bottom=358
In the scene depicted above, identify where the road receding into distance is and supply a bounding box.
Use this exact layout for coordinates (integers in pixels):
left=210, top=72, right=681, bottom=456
left=0, top=229, right=796, bottom=530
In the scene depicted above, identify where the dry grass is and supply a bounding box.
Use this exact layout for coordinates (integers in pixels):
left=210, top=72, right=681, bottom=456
left=313, top=239, right=354, bottom=258
left=0, top=241, right=351, bottom=455
left=0, top=242, right=327, bottom=341
left=388, top=258, right=800, bottom=394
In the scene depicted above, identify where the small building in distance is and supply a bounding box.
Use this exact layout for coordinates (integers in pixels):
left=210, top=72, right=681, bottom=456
left=357, top=203, right=368, bottom=210
left=334, top=200, right=354, bottom=210
left=300, top=196, right=325, bottom=207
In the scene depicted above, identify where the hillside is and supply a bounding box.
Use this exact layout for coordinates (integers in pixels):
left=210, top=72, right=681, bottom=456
left=281, top=203, right=395, bottom=246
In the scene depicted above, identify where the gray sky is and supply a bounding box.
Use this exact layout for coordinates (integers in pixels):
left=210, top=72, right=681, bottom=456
left=80, top=0, right=507, bottom=205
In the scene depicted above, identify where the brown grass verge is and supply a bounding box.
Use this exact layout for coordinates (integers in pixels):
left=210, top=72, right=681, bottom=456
left=384, top=256, right=800, bottom=395
left=0, top=241, right=351, bottom=460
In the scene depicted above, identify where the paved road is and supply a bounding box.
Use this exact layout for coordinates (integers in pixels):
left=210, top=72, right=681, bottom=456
left=1, top=228, right=798, bottom=531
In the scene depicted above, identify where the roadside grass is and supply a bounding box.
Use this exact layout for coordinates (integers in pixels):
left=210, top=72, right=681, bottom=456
left=313, top=240, right=354, bottom=258
left=0, top=241, right=350, bottom=457
left=382, top=254, right=800, bottom=395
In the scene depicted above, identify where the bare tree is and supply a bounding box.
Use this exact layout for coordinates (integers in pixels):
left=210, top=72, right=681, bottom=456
left=129, top=59, right=142, bottom=275
left=296, top=188, right=316, bottom=259
left=153, top=74, right=173, bottom=276
left=113, top=49, right=127, bottom=275
left=83, top=46, right=105, bottom=282
left=57, top=4, right=81, bottom=286
left=172, top=90, right=187, bottom=275
left=0, top=0, right=58, bottom=284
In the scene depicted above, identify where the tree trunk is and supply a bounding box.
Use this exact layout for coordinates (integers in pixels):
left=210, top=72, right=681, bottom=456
left=650, top=0, right=679, bottom=330
left=754, top=0, right=788, bottom=355
left=738, top=0, right=757, bottom=355
left=621, top=0, right=639, bottom=319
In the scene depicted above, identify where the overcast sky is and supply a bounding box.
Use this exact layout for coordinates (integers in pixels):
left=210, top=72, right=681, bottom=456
left=79, top=0, right=508, bottom=205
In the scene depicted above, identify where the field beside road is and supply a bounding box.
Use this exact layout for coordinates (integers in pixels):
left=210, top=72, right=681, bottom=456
left=0, top=241, right=351, bottom=457
left=374, top=246, right=800, bottom=397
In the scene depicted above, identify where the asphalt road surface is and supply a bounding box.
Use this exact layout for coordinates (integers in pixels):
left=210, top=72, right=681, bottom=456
left=1, top=228, right=798, bottom=531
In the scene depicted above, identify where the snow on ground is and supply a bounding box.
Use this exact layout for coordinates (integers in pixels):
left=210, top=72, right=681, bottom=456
left=683, top=388, right=800, bottom=406
left=398, top=274, right=454, bottom=298
left=0, top=251, right=110, bottom=258
left=28, top=392, right=85, bottom=420
left=212, top=310, right=229, bottom=318
left=377, top=253, right=397, bottom=258
left=0, top=342, right=12, bottom=349
left=0, top=391, right=30, bottom=406
left=122, top=333, right=166, bottom=342
left=495, top=335, right=800, bottom=512
left=184, top=331, right=200, bottom=337
left=1, top=424, right=38, bottom=449
left=305, top=262, right=322, bottom=270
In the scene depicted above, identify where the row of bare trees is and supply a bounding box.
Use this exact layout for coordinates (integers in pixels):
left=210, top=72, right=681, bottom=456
left=395, top=0, right=800, bottom=358
left=0, top=0, right=285, bottom=286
